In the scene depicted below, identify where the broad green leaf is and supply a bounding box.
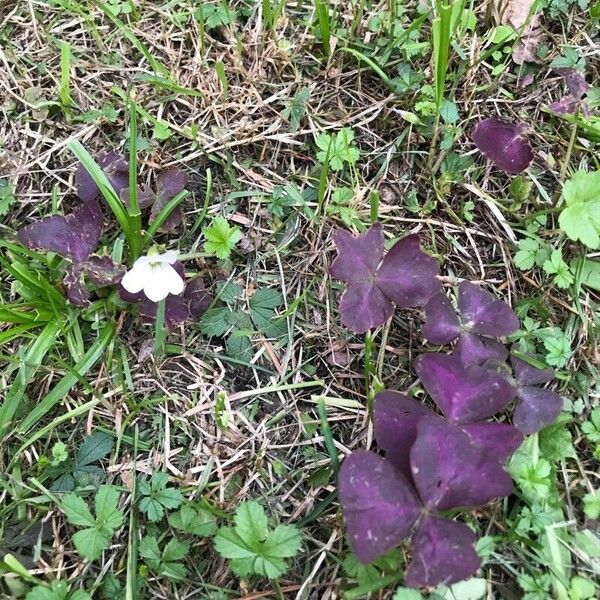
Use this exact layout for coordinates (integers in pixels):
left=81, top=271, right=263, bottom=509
left=139, top=535, right=162, bottom=568
left=168, top=505, right=217, bottom=536
left=583, top=493, right=600, bottom=520
left=76, top=431, right=114, bottom=466
left=558, top=171, right=600, bottom=248
left=94, top=485, right=124, bottom=531
left=199, top=307, right=233, bottom=337
left=203, top=216, right=242, bottom=259
left=214, top=527, right=256, bottom=559
left=249, top=289, right=283, bottom=310
left=163, top=538, right=189, bottom=562
left=234, top=501, right=268, bottom=544
left=261, top=524, right=302, bottom=558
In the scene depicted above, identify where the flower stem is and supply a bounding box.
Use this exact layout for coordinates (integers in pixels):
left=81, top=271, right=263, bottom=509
left=153, top=299, right=167, bottom=356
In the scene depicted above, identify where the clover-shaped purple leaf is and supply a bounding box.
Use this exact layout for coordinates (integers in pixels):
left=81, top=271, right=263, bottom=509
left=17, top=199, right=103, bottom=263
left=551, top=69, right=591, bottom=116
left=373, top=391, right=435, bottom=478
left=338, top=451, right=421, bottom=564
left=83, top=255, right=126, bottom=286
left=461, top=422, right=523, bottom=462
left=456, top=332, right=509, bottom=367
left=149, top=167, right=188, bottom=231
left=75, top=152, right=129, bottom=202
left=458, top=281, right=520, bottom=338
left=405, top=516, right=480, bottom=588
left=410, top=417, right=514, bottom=510
left=422, top=292, right=461, bottom=344
left=330, top=224, right=440, bottom=333
left=472, top=118, right=533, bottom=174
left=510, top=351, right=562, bottom=434
left=416, top=353, right=516, bottom=423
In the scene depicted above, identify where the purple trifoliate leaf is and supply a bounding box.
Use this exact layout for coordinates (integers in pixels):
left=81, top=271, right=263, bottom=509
left=410, top=416, right=514, bottom=510
left=471, top=118, right=533, bottom=175
left=514, top=387, right=562, bottom=434
left=405, top=515, right=480, bottom=588
left=120, top=185, right=155, bottom=210
left=17, top=199, right=103, bottom=262
left=184, top=277, right=212, bottom=319
left=510, top=350, right=561, bottom=433
left=458, top=281, right=520, bottom=338
left=330, top=224, right=440, bottom=333
left=75, top=152, right=129, bottom=202
left=456, top=333, right=508, bottom=367
left=461, top=422, right=523, bottom=463
left=63, top=264, right=89, bottom=307
left=338, top=451, right=421, bottom=564
left=416, top=353, right=516, bottom=423
left=376, top=234, right=441, bottom=309
left=330, top=224, right=384, bottom=284
left=422, top=291, right=461, bottom=344
left=559, top=69, right=590, bottom=99
left=373, top=391, right=435, bottom=478
left=551, top=97, right=579, bottom=115
left=83, top=255, right=126, bottom=286
left=141, top=295, right=190, bottom=330
left=150, top=197, right=183, bottom=232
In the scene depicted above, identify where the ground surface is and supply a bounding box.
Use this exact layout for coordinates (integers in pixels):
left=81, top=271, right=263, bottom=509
left=1, top=0, right=600, bottom=599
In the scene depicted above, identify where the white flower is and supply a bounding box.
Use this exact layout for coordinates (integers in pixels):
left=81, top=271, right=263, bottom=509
left=121, top=249, right=184, bottom=302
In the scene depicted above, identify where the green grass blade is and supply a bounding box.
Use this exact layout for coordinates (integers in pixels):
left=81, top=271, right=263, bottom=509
left=59, top=41, right=73, bottom=116
left=144, top=190, right=189, bottom=246
left=0, top=321, right=60, bottom=437
left=127, top=97, right=142, bottom=259
left=18, top=322, right=115, bottom=433
left=314, top=0, right=331, bottom=57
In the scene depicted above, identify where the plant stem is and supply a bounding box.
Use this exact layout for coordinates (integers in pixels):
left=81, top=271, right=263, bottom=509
left=153, top=299, right=167, bottom=356
left=364, top=330, right=376, bottom=417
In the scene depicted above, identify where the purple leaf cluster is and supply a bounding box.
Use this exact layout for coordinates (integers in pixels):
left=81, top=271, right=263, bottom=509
left=329, top=224, right=440, bottom=333
left=471, top=118, right=533, bottom=174
left=17, top=199, right=124, bottom=306
left=75, top=152, right=188, bottom=231
left=332, top=224, right=563, bottom=588
left=551, top=69, right=593, bottom=117
left=119, top=264, right=211, bottom=329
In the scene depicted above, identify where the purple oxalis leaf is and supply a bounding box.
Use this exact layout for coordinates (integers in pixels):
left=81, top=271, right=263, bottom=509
left=75, top=152, right=129, bottom=202
left=17, top=199, right=103, bottom=262
left=373, top=391, right=435, bottom=478
left=416, top=352, right=516, bottom=423
left=551, top=68, right=591, bottom=116
left=461, top=422, right=523, bottom=463
left=338, top=451, right=421, bottom=564
left=510, top=351, right=562, bottom=433
left=410, top=416, right=514, bottom=510
left=458, top=281, right=520, bottom=338
left=422, top=292, right=461, bottom=344
left=149, top=167, right=188, bottom=231
left=405, top=515, right=480, bottom=588
left=472, top=118, right=533, bottom=175
left=330, top=224, right=440, bottom=333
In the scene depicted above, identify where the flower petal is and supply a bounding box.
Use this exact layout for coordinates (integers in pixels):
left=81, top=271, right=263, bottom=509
left=143, top=263, right=184, bottom=302
left=121, top=263, right=150, bottom=294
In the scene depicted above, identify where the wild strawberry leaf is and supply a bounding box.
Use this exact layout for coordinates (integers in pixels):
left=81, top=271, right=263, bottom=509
left=471, top=118, right=533, bottom=174
left=330, top=224, right=440, bottom=333
left=17, top=199, right=103, bottom=262
left=416, top=353, right=516, bottom=423
left=338, top=451, right=421, bottom=564
left=410, top=417, right=514, bottom=510
left=405, top=515, right=480, bottom=588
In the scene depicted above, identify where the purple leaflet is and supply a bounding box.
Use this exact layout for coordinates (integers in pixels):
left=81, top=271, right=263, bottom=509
left=17, top=199, right=103, bottom=263
left=551, top=69, right=592, bottom=116
left=75, top=152, right=129, bottom=202
left=141, top=295, right=190, bottom=329
left=405, top=516, right=480, bottom=588
left=83, top=255, right=126, bottom=286
left=422, top=283, right=519, bottom=345
left=456, top=332, right=509, bottom=367
left=416, top=352, right=516, bottom=423
left=338, top=451, right=421, bottom=564
left=461, top=422, right=523, bottom=463
left=410, top=416, right=514, bottom=510
left=373, top=392, right=435, bottom=478
left=471, top=118, right=533, bottom=175
left=330, top=224, right=440, bottom=333
left=184, top=277, right=212, bottom=318
left=510, top=351, right=562, bottom=434
left=149, top=167, right=188, bottom=231
left=63, top=264, right=89, bottom=306
left=458, top=281, right=520, bottom=338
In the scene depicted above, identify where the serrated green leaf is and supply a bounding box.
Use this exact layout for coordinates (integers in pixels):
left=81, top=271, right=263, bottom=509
left=163, top=538, right=189, bottom=562
left=249, top=289, right=283, bottom=310
left=139, top=497, right=164, bottom=522
left=558, top=171, right=600, bottom=248
left=203, top=216, right=242, bottom=259
left=72, top=527, right=110, bottom=561
left=583, top=493, right=600, bottom=520
left=168, top=505, right=218, bottom=536
left=62, top=494, right=95, bottom=528
left=261, top=524, right=302, bottom=558
left=94, top=485, right=124, bottom=531
left=199, top=307, right=234, bottom=337
left=139, top=535, right=162, bottom=569
left=234, top=501, right=268, bottom=544
left=214, top=527, right=257, bottom=559
left=76, top=431, right=114, bottom=466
